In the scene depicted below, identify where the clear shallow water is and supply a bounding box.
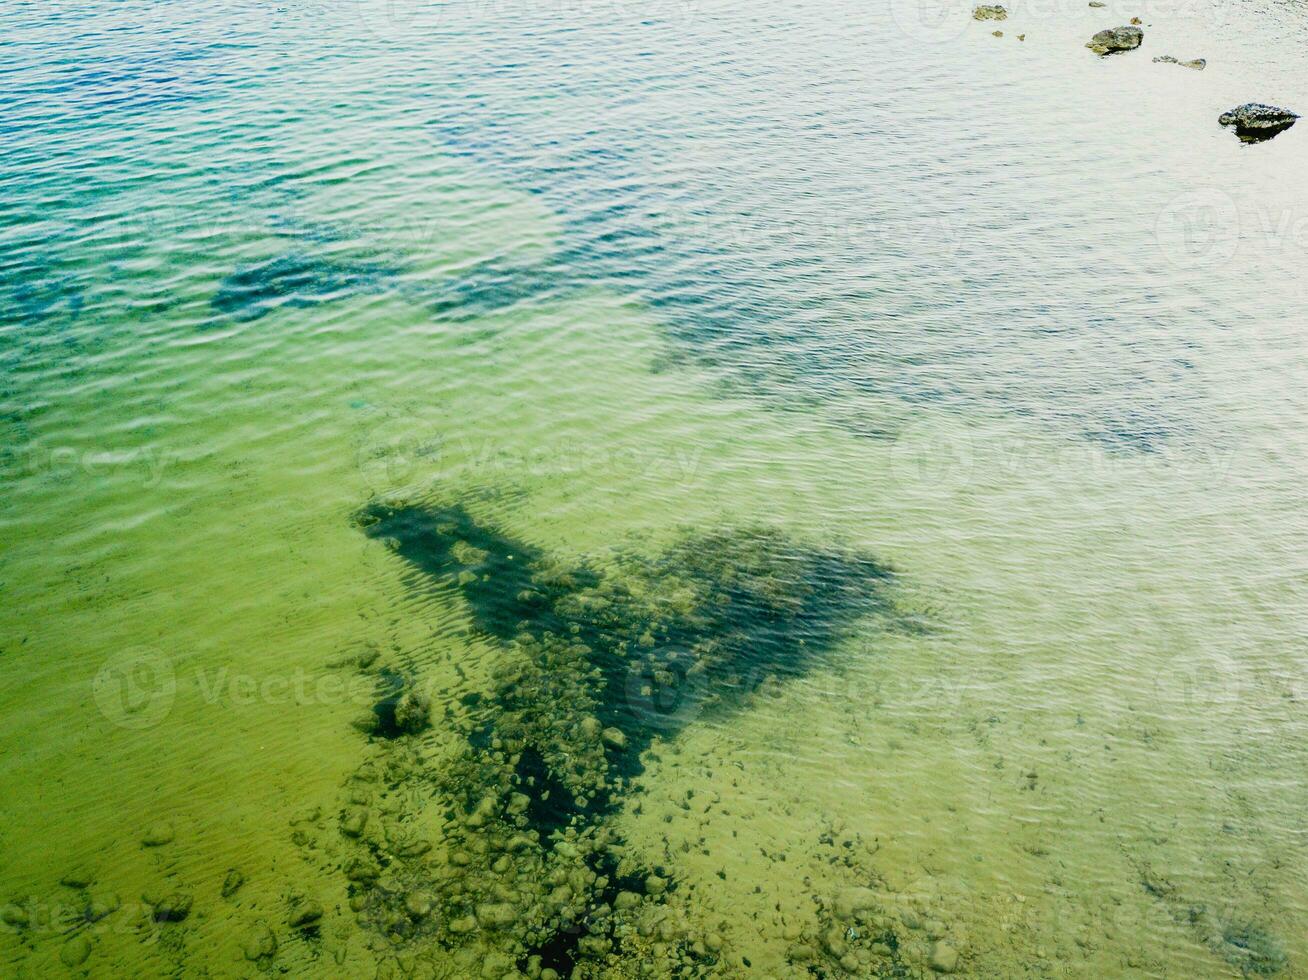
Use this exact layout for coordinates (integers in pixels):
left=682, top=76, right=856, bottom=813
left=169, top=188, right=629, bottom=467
left=2, top=0, right=1307, bottom=976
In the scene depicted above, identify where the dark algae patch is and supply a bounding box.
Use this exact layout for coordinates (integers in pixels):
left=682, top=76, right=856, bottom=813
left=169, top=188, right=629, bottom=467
left=321, top=497, right=896, bottom=976
left=210, top=252, right=395, bottom=324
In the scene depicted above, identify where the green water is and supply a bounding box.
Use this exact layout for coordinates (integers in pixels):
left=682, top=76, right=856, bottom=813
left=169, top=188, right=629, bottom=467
left=3, top=0, right=1308, bottom=976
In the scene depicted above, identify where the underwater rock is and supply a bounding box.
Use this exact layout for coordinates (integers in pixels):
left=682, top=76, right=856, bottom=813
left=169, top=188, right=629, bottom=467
left=930, top=940, right=961, bottom=973
left=1089, top=1, right=1105, bottom=5
left=1087, top=26, right=1142, bottom=54
left=288, top=897, right=324, bottom=929
left=344, top=855, right=381, bottom=882
left=834, top=886, right=879, bottom=920
left=394, top=688, right=430, bottom=734
left=221, top=869, right=245, bottom=899
left=329, top=644, right=380, bottom=670
left=1219, top=103, right=1299, bottom=142
left=476, top=902, right=517, bottom=929
left=59, top=868, right=95, bottom=890
left=340, top=807, right=370, bottom=838
left=141, top=822, right=175, bottom=847
left=151, top=892, right=193, bottom=923
left=404, top=891, right=435, bottom=919
left=972, top=4, right=1007, bottom=19
left=85, top=892, right=120, bottom=923
left=60, top=935, right=92, bottom=968
left=365, top=669, right=431, bottom=738
left=0, top=903, right=30, bottom=928
left=243, top=922, right=278, bottom=961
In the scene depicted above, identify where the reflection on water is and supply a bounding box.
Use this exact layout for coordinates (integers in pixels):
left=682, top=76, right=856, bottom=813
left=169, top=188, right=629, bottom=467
left=2, top=0, right=1308, bottom=976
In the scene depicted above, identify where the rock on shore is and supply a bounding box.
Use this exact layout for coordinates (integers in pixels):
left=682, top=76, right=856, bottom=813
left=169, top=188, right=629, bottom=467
left=1218, top=103, right=1299, bottom=142
left=1087, top=26, right=1142, bottom=54
left=1154, top=55, right=1205, bottom=69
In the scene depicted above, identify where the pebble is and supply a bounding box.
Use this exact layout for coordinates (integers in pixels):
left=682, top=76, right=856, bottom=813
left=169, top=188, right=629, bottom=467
left=476, top=903, right=517, bottom=928
left=404, top=891, right=434, bottom=919
left=834, top=886, right=878, bottom=920
left=344, top=856, right=380, bottom=881
left=787, top=944, right=816, bottom=962
left=340, top=808, right=369, bottom=838
left=614, top=890, right=642, bottom=910
left=0, top=904, right=29, bottom=928
left=644, top=874, right=667, bottom=896
left=85, top=893, right=120, bottom=922
left=60, top=936, right=92, bottom=968
left=60, top=868, right=95, bottom=890
left=351, top=711, right=380, bottom=734
left=601, top=727, right=627, bottom=750
left=242, top=923, right=277, bottom=961
left=221, top=869, right=245, bottom=899
left=152, top=892, right=193, bottom=923
left=288, top=898, right=324, bottom=929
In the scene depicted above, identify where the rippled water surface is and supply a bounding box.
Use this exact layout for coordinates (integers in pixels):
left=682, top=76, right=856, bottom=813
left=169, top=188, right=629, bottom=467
left=3, top=0, right=1308, bottom=976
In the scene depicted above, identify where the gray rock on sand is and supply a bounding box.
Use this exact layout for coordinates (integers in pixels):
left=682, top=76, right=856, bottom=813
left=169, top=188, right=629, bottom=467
left=1089, top=1, right=1106, bottom=6
left=1218, top=103, right=1299, bottom=141
left=972, top=5, right=1008, bottom=20
left=1087, top=26, right=1143, bottom=54
left=1154, top=55, right=1205, bottom=69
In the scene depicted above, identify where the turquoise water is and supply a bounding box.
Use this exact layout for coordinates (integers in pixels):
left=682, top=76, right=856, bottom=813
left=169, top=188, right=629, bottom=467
left=2, top=0, right=1308, bottom=976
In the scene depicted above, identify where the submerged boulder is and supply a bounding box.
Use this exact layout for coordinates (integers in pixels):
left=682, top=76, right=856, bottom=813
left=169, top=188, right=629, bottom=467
left=151, top=892, right=193, bottom=923
left=1087, top=25, right=1142, bottom=54
left=972, top=4, right=1007, bottom=19
left=1218, top=103, right=1299, bottom=142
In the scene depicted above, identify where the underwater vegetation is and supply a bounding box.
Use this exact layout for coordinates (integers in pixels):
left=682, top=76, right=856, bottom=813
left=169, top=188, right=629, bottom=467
left=1132, top=856, right=1290, bottom=978
left=320, top=498, right=896, bottom=977
left=210, top=252, right=397, bottom=323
